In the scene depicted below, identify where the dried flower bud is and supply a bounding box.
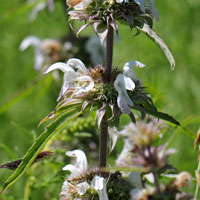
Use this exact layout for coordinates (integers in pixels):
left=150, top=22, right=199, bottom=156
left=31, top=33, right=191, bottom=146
left=66, top=0, right=82, bottom=7
left=174, top=172, right=192, bottom=189
left=0, top=151, right=52, bottom=170
left=41, top=39, right=61, bottom=54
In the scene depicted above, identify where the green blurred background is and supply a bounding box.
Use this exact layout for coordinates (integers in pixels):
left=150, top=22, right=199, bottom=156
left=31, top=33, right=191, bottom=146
left=0, top=0, right=200, bottom=199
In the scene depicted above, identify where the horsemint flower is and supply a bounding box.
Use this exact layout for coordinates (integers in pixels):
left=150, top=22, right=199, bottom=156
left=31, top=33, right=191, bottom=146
left=67, top=0, right=157, bottom=40
left=43, top=57, right=156, bottom=121
left=115, top=117, right=176, bottom=172
left=43, top=57, right=177, bottom=136
left=60, top=149, right=132, bottom=200
left=20, top=36, right=74, bottom=72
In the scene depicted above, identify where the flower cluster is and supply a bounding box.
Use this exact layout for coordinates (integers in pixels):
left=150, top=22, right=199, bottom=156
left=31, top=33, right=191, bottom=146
left=67, top=0, right=158, bottom=38
left=114, top=118, right=193, bottom=200
left=61, top=149, right=132, bottom=200
left=44, top=57, right=153, bottom=120
left=116, top=117, right=174, bottom=172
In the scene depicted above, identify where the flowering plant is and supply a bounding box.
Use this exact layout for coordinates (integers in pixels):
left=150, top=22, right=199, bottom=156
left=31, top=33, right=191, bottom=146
left=0, top=0, right=198, bottom=200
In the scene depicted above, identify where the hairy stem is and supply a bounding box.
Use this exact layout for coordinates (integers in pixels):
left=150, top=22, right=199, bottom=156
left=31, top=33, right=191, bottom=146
left=99, top=114, right=108, bottom=169
left=194, top=154, right=200, bottom=200
left=105, top=26, right=114, bottom=83
left=153, top=171, right=161, bottom=194
left=99, top=26, right=114, bottom=170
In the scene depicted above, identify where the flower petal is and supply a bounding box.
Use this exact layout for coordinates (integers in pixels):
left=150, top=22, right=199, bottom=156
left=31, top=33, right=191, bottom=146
left=29, top=2, right=47, bottom=21
left=56, top=74, right=70, bottom=101
left=74, top=75, right=94, bottom=95
left=20, top=36, right=44, bottom=70
left=65, top=149, right=88, bottom=172
left=108, top=126, right=119, bottom=153
left=77, top=182, right=90, bottom=195
left=114, top=74, right=134, bottom=114
left=91, top=175, right=104, bottom=191
left=67, top=58, right=87, bottom=74
left=44, top=62, right=75, bottom=74
left=124, top=76, right=135, bottom=91
left=91, top=175, right=109, bottom=200
left=34, top=48, right=45, bottom=70
left=19, top=36, right=41, bottom=51
left=62, top=164, right=76, bottom=172
left=123, top=61, right=145, bottom=84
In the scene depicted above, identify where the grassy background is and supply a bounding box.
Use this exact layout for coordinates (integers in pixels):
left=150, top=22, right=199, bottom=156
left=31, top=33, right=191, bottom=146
left=0, top=0, right=200, bottom=199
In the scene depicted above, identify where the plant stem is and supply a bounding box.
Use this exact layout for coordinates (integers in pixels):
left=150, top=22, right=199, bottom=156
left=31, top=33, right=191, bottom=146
left=194, top=154, right=200, bottom=199
left=153, top=171, right=161, bottom=194
left=99, top=26, right=114, bottom=170
left=99, top=114, right=108, bottom=169
left=105, top=26, right=114, bottom=83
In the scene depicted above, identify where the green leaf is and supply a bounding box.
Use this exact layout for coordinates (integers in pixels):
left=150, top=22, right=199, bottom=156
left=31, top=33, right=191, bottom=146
left=39, top=99, right=83, bottom=125
left=137, top=24, right=175, bottom=71
left=129, top=112, right=136, bottom=123
left=0, top=107, right=82, bottom=193
left=142, top=107, right=180, bottom=126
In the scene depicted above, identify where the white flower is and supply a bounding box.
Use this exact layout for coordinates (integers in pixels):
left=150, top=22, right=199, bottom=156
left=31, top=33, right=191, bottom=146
left=19, top=36, right=44, bottom=71
left=62, top=149, right=88, bottom=179
left=114, top=60, right=145, bottom=114
left=44, top=58, right=94, bottom=101
left=61, top=150, right=109, bottom=200
left=114, top=74, right=135, bottom=114
left=91, top=175, right=109, bottom=200
left=19, top=36, right=63, bottom=74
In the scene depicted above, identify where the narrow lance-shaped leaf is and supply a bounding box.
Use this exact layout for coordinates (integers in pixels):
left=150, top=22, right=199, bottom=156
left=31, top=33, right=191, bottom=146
left=39, top=99, right=83, bottom=125
left=141, top=107, right=180, bottom=126
left=137, top=23, right=175, bottom=71
left=0, top=107, right=82, bottom=193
